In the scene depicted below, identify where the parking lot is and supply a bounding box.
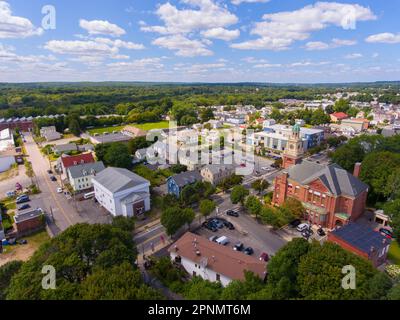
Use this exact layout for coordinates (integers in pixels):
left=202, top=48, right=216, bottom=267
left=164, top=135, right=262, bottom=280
left=193, top=209, right=287, bottom=260
left=68, top=197, right=113, bottom=225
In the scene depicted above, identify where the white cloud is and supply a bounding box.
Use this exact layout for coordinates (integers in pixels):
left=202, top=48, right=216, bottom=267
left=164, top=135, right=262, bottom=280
left=231, top=2, right=375, bottom=51
left=94, top=37, right=145, bottom=50
left=0, top=43, right=54, bottom=64
left=345, top=53, right=363, bottom=59
left=0, top=1, right=43, bottom=38
left=242, top=57, right=268, bottom=63
left=201, top=27, right=240, bottom=41
left=152, top=34, right=213, bottom=57
left=79, top=19, right=126, bottom=37
left=44, top=40, right=118, bottom=56
left=253, top=63, right=282, bottom=68
left=305, top=38, right=356, bottom=50
left=141, top=0, right=238, bottom=35
left=107, top=58, right=164, bottom=70
left=231, top=0, right=270, bottom=5
left=366, top=32, right=400, bottom=44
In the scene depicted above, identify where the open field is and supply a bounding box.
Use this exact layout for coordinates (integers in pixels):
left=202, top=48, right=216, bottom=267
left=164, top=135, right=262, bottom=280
left=0, top=231, right=50, bottom=266
left=87, top=121, right=170, bottom=135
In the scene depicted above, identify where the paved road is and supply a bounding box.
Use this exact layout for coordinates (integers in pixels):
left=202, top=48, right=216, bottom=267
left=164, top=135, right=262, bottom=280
left=24, top=133, right=85, bottom=232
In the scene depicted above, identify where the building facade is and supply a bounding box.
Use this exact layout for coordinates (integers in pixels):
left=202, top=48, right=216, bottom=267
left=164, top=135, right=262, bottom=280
left=272, top=160, right=369, bottom=229
left=167, top=171, right=202, bottom=198
left=67, top=161, right=105, bottom=192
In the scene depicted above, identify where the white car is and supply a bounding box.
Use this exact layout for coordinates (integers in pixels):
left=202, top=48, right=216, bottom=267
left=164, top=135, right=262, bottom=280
left=296, top=223, right=310, bottom=232
left=56, top=187, right=63, bottom=193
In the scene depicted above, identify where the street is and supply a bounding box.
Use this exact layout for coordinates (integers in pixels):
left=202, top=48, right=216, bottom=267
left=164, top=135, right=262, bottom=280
left=24, top=133, right=85, bottom=232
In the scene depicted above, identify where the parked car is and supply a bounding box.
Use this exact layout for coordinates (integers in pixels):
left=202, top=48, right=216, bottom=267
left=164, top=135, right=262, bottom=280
left=18, top=239, right=28, bottom=245
left=6, top=191, right=16, bottom=198
left=317, top=228, right=326, bottom=237
left=224, top=221, right=235, bottom=230
left=244, top=247, right=254, bottom=255
left=289, top=219, right=301, bottom=228
left=57, top=187, right=63, bottom=193
left=16, top=194, right=29, bottom=204
left=379, top=228, right=393, bottom=239
left=296, top=223, right=310, bottom=232
left=209, top=235, right=219, bottom=242
left=215, top=236, right=229, bottom=246
left=259, top=252, right=269, bottom=262
left=47, top=169, right=53, bottom=174
left=202, top=221, right=217, bottom=232
left=226, top=210, right=239, bottom=217
left=233, top=242, right=244, bottom=251
left=211, top=219, right=224, bottom=229
left=17, top=203, right=30, bottom=211
left=50, top=176, right=57, bottom=182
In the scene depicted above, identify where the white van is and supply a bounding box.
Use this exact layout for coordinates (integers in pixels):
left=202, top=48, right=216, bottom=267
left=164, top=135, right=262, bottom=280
left=215, top=236, right=229, bottom=246
left=83, top=191, right=95, bottom=199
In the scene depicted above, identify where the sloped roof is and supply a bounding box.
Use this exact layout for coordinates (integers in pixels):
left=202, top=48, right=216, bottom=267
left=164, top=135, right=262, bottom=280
left=92, top=167, right=150, bottom=193
left=169, top=232, right=267, bottom=281
left=67, top=161, right=105, bottom=179
left=169, top=170, right=202, bottom=188
left=61, top=153, right=95, bottom=168
left=331, top=112, right=348, bottom=119
left=287, top=160, right=368, bottom=197
left=330, top=223, right=389, bottom=254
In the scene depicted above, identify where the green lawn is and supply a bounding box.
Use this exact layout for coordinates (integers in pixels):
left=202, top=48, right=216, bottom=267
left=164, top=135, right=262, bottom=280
left=87, top=121, right=170, bottom=135
left=388, top=240, right=400, bottom=265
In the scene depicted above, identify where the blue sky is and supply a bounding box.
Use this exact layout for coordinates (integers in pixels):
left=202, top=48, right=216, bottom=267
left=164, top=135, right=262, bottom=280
left=0, top=0, right=399, bottom=83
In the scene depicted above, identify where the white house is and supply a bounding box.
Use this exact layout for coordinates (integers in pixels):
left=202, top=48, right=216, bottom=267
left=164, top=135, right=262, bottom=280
left=92, top=167, right=151, bottom=217
left=169, top=232, right=267, bottom=287
left=66, top=161, right=105, bottom=192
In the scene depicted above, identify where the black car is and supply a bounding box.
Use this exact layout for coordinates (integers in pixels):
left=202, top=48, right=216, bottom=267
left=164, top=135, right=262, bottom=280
left=233, top=242, right=244, bottom=251
left=289, top=219, right=301, bottom=228
left=17, top=203, right=30, bottom=211
left=244, top=247, right=254, bottom=255
left=47, top=169, right=53, bottom=174
left=50, top=176, right=57, bottom=182
left=203, top=221, right=218, bottom=232
left=224, top=221, right=235, bottom=230
left=226, top=210, right=239, bottom=217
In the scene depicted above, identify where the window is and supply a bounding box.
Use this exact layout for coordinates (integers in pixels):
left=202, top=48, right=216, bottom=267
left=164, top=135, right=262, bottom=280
left=216, top=274, right=221, bottom=281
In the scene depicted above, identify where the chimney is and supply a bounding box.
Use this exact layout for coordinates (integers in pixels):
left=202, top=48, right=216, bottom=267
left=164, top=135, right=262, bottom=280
left=353, top=162, right=362, bottom=178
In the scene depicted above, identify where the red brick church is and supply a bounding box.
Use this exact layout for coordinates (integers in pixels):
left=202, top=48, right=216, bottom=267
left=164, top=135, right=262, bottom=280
left=273, top=125, right=369, bottom=229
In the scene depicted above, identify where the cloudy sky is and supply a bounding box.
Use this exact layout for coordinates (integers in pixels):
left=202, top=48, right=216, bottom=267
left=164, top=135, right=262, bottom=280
left=1, top=0, right=399, bottom=83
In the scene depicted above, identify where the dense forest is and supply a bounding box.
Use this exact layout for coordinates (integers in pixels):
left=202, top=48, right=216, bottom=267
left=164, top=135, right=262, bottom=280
left=1, top=82, right=399, bottom=119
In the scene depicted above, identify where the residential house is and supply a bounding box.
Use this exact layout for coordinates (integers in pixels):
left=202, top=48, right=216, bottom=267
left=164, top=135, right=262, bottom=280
left=67, top=161, right=105, bottom=192
left=58, top=153, right=95, bottom=174
left=328, top=223, right=390, bottom=267
left=53, top=143, right=78, bottom=155
left=200, top=164, right=236, bottom=186
left=77, top=144, right=94, bottom=152
left=40, top=126, right=61, bottom=141
left=330, top=112, right=349, bottom=123
left=341, top=118, right=369, bottom=133
left=169, top=232, right=267, bottom=287
left=167, top=170, right=202, bottom=198
left=272, top=161, right=369, bottom=229
left=93, top=167, right=151, bottom=217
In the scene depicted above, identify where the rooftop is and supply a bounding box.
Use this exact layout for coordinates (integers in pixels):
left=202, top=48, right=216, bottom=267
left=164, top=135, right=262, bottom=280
left=61, top=153, right=95, bottom=168
left=330, top=223, right=389, bottom=254
left=67, top=161, right=105, bottom=179
left=169, top=170, right=202, bottom=188
left=286, top=160, right=368, bottom=197
left=169, top=232, right=267, bottom=281
left=92, top=167, right=150, bottom=193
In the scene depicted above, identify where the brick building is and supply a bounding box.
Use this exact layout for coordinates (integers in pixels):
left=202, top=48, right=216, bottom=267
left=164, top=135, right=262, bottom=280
left=272, top=160, right=369, bottom=229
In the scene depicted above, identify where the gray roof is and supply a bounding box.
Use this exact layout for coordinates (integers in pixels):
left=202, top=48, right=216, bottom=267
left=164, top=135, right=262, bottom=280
left=169, top=170, right=202, bottom=188
left=331, top=223, right=389, bottom=254
left=92, top=133, right=131, bottom=144
left=92, top=167, right=150, bottom=193
left=287, top=160, right=368, bottom=197
left=14, top=208, right=44, bottom=223
left=67, top=161, right=105, bottom=179
left=203, top=164, right=235, bottom=175
left=53, top=143, right=77, bottom=153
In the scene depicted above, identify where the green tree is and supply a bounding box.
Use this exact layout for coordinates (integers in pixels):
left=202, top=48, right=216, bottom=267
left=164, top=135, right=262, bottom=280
left=230, top=185, right=249, bottom=205
left=127, top=136, right=152, bottom=154
left=199, top=108, right=214, bottom=123
left=331, top=142, right=365, bottom=172
left=221, top=271, right=266, bottom=300
left=0, top=261, right=23, bottom=300
left=387, top=283, right=400, bottom=300
left=199, top=199, right=216, bottom=220
left=383, top=199, right=400, bottom=240
left=161, top=207, right=195, bottom=236
left=280, top=198, right=305, bottom=219
left=183, top=276, right=223, bottom=300
left=79, top=262, right=162, bottom=300
left=251, top=179, right=269, bottom=194
left=104, top=143, right=132, bottom=169
left=333, top=99, right=350, bottom=113
left=245, top=195, right=263, bottom=218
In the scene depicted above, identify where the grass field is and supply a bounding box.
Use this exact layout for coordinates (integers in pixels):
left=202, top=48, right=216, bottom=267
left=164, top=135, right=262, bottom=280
left=88, top=121, right=170, bottom=135
left=388, top=240, right=400, bottom=265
